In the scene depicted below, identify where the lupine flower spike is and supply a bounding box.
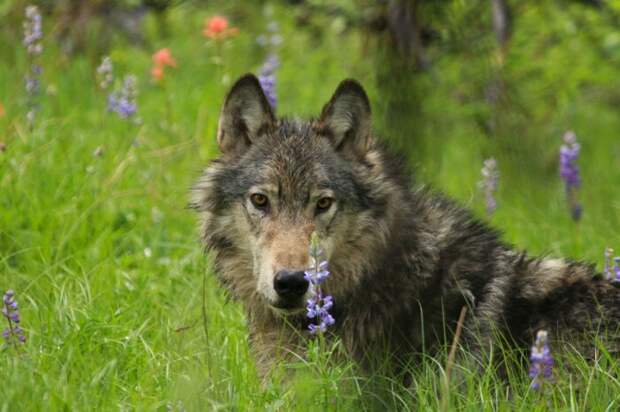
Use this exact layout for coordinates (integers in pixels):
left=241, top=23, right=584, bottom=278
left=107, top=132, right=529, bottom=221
left=257, top=21, right=283, bottom=48
left=258, top=54, right=279, bottom=110
left=305, top=232, right=335, bottom=334
left=559, top=131, right=582, bottom=221
left=96, top=56, right=114, bottom=90
left=257, top=20, right=281, bottom=110
left=23, top=5, right=43, bottom=127
left=604, top=248, right=614, bottom=281
left=2, top=290, right=26, bottom=347
left=108, top=75, right=138, bottom=120
left=529, top=330, right=553, bottom=390
left=614, top=257, right=620, bottom=282
left=480, top=158, right=499, bottom=215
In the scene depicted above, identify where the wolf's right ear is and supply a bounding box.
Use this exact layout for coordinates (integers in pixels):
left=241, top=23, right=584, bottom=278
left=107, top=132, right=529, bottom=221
left=217, top=74, right=275, bottom=155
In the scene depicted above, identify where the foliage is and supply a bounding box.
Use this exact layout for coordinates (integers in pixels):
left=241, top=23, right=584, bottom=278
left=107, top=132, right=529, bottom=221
left=1, top=0, right=619, bottom=410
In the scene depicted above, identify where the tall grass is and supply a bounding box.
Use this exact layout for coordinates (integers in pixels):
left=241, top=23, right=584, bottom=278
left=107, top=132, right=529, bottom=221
left=1, top=1, right=619, bottom=410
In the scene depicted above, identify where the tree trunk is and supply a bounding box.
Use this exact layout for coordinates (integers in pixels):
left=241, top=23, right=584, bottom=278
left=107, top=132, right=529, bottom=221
left=387, top=0, right=429, bottom=70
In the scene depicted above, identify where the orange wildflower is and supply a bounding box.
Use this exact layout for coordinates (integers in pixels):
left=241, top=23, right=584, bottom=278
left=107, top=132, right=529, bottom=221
left=203, top=15, right=238, bottom=40
left=151, top=48, right=177, bottom=82
left=0, top=102, right=4, bottom=118
left=152, top=48, right=177, bottom=68
left=151, top=65, right=164, bottom=81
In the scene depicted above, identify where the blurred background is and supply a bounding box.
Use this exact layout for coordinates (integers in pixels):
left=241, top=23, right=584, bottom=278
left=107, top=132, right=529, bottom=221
left=2, top=0, right=619, bottom=192
left=2, top=2, right=620, bottom=158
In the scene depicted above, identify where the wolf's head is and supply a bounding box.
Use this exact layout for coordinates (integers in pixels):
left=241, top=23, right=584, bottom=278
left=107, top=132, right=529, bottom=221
left=192, top=75, right=409, bottom=314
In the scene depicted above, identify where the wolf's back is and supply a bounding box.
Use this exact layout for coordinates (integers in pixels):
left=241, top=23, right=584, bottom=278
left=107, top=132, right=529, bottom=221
left=410, top=189, right=620, bottom=355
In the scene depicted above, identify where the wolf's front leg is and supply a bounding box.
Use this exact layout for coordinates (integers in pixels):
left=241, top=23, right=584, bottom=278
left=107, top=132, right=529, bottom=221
left=248, top=319, right=307, bottom=383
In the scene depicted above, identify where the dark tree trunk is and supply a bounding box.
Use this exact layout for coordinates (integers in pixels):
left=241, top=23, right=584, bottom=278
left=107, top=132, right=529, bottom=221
left=387, top=0, right=429, bottom=70
left=491, top=0, right=512, bottom=50
left=486, top=0, right=513, bottom=136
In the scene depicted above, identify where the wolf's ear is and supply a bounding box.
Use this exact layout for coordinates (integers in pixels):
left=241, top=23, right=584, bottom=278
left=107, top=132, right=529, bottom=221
left=217, top=74, right=275, bottom=155
left=316, top=79, right=372, bottom=156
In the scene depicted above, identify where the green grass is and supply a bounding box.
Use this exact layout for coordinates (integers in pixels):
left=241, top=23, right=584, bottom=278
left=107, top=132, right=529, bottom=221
left=1, top=1, right=620, bottom=410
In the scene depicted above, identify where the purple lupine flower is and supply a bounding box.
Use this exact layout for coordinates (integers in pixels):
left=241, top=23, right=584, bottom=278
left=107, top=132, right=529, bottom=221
left=107, top=92, right=118, bottom=113
left=614, top=257, right=620, bottom=282
left=256, top=35, right=269, bottom=47
left=559, top=131, right=582, bottom=221
left=529, top=330, right=553, bottom=390
left=2, top=290, right=26, bottom=346
left=23, top=6, right=43, bottom=56
left=479, top=158, right=499, bottom=215
left=604, top=248, right=614, bottom=281
left=23, top=5, right=43, bottom=127
left=256, top=19, right=281, bottom=109
left=96, top=56, right=114, bottom=90
left=257, top=23, right=283, bottom=47
left=267, top=21, right=280, bottom=33
left=258, top=54, right=279, bottom=109
left=305, top=232, right=335, bottom=334
left=257, top=21, right=283, bottom=48
left=117, top=75, right=138, bottom=118
left=108, top=75, right=138, bottom=119
left=25, top=65, right=42, bottom=94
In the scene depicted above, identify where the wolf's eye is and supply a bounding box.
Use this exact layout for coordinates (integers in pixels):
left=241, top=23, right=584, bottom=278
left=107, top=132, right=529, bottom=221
left=316, top=197, right=333, bottom=213
left=250, top=193, right=269, bottom=209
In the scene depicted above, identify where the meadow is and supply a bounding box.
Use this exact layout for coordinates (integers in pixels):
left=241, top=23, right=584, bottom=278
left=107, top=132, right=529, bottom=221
left=1, top=1, right=620, bottom=410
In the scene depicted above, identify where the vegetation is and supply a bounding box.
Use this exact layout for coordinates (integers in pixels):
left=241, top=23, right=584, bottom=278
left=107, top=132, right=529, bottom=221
left=1, top=0, right=619, bottom=410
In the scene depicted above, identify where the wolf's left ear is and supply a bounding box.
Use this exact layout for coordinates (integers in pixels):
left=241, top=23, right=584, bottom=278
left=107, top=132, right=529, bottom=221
left=217, top=74, right=275, bottom=155
left=316, top=79, right=372, bottom=156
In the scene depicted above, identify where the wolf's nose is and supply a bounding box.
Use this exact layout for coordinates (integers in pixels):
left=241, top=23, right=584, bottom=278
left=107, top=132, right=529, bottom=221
left=274, top=270, right=309, bottom=299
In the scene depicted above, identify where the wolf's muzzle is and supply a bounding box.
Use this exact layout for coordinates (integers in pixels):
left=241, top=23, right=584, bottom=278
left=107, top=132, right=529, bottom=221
left=273, top=270, right=309, bottom=302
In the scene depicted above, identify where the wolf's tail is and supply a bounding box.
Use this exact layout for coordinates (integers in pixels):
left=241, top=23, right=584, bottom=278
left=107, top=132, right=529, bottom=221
left=510, top=257, right=620, bottom=356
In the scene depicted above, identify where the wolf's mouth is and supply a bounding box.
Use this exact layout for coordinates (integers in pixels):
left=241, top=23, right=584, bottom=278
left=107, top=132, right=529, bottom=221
left=270, top=299, right=306, bottom=315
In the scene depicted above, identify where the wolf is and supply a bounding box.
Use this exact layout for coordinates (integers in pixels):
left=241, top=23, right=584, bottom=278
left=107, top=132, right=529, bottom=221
left=191, top=74, right=620, bottom=378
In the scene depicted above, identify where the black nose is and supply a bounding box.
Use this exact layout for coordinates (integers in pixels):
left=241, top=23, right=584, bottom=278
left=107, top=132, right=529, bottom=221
left=274, top=270, right=309, bottom=300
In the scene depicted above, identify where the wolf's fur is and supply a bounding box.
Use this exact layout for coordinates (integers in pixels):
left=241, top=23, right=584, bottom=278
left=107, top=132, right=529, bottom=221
left=191, top=74, right=620, bottom=377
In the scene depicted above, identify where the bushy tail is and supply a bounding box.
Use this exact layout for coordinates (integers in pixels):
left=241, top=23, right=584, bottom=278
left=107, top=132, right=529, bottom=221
left=520, top=258, right=620, bottom=356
